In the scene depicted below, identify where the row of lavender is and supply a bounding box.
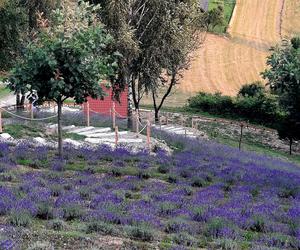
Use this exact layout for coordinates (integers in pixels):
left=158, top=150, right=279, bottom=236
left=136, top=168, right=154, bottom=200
left=0, top=132, right=299, bottom=249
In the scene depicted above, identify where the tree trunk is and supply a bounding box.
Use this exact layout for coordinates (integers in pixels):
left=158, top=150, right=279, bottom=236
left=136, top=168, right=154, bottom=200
left=127, top=78, right=133, bottom=130
left=20, top=95, right=25, bottom=109
left=16, top=93, right=20, bottom=110
left=154, top=108, right=159, bottom=123
left=57, top=99, right=63, bottom=158
left=289, top=138, right=293, bottom=155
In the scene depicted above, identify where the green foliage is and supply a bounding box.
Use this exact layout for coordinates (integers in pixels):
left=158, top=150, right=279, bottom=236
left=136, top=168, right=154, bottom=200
left=125, top=225, right=155, bottom=242
left=188, top=90, right=283, bottom=127
left=9, top=2, right=118, bottom=104
left=0, top=0, right=26, bottom=69
left=8, top=210, right=32, bottom=227
left=188, top=92, right=235, bottom=115
left=62, top=204, right=83, bottom=221
left=36, top=201, right=53, bottom=220
left=86, top=221, right=115, bottom=234
left=204, top=5, right=224, bottom=32
left=172, top=232, right=198, bottom=247
left=208, top=0, right=236, bottom=33
left=191, top=176, right=206, bottom=187
left=238, top=81, right=266, bottom=97
left=157, top=165, right=170, bottom=174
left=47, top=219, right=65, bottom=231
left=204, top=217, right=226, bottom=238
left=263, top=37, right=300, bottom=149
left=8, top=1, right=119, bottom=156
left=249, top=216, right=266, bottom=233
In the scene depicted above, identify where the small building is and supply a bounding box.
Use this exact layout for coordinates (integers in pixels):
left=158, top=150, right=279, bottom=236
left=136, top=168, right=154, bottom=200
left=83, top=86, right=128, bottom=118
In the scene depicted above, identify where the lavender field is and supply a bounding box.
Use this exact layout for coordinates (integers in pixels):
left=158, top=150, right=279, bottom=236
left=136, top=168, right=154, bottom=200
left=0, top=131, right=299, bottom=249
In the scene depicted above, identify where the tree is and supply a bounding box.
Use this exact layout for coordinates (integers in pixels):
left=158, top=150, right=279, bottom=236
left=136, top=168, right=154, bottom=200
left=8, top=1, right=119, bottom=157
left=262, top=37, right=300, bottom=154
left=142, top=1, right=208, bottom=122
left=88, top=0, right=217, bottom=126
left=203, top=5, right=224, bottom=32
left=0, top=0, right=26, bottom=70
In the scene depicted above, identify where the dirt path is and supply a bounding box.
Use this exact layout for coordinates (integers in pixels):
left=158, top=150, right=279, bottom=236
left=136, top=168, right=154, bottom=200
left=178, top=0, right=300, bottom=96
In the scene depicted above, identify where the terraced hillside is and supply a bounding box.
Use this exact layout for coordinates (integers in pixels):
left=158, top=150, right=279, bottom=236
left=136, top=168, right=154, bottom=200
left=179, top=0, right=300, bottom=97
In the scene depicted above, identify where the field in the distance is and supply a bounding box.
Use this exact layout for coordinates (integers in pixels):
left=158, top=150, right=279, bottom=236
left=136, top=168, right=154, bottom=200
left=143, top=0, right=300, bottom=107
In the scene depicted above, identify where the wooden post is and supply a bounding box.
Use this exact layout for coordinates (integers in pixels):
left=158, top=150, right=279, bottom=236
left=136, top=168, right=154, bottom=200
left=0, top=110, right=2, bottom=133
left=239, top=123, right=244, bottom=151
left=115, top=125, right=119, bottom=146
left=53, top=103, right=56, bottom=113
left=135, top=112, right=139, bottom=137
left=166, top=113, right=168, bottom=125
left=30, top=103, right=34, bottom=120
left=192, top=118, right=194, bottom=129
left=86, top=102, right=90, bottom=127
left=112, top=102, right=116, bottom=129
left=185, top=128, right=187, bottom=138
left=147, top=120, right=151, bottom=151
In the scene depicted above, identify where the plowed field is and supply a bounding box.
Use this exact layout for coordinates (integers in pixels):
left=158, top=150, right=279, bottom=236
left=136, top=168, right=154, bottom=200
left=179, top=0, right=300, bottom=96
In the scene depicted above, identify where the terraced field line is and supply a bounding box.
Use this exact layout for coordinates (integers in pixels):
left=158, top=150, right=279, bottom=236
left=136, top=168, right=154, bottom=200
left=178, top=0, right=297, bottom=97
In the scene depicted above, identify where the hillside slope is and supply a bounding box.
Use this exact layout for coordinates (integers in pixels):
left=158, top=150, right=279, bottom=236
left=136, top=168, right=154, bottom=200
left=179, top=0, right=300, bottom=96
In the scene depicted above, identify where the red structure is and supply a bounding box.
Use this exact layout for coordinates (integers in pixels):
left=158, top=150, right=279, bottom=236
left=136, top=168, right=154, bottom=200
left=83, top=86, right=128, bottom=118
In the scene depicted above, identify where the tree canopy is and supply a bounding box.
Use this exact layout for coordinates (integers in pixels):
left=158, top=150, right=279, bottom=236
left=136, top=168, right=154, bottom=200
left=262, top=37, right=300, bottom=154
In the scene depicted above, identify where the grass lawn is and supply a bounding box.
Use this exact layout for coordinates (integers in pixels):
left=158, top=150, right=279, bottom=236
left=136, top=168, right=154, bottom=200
left=209, top=0, right=236, bottom=33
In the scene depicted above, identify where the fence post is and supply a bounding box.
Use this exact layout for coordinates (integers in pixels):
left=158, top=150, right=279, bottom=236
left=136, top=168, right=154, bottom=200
left=135, top=112, right=139, bottom=137
left=192, top=118, right=194, bottom=129
left=166, top=113, right=169, bottom=125
left=0, top=110, right=2, bottom=133
left=239, top=123, right=244, bottom=151
left=115, top=125, right=119, bottom=146
left=86, top=102, right=90, bottom=127
left=147, top=120, right=151, bottom=151
left=112, top=102, right=116, bottom=129
left=30, top=103, right=34, bottom=120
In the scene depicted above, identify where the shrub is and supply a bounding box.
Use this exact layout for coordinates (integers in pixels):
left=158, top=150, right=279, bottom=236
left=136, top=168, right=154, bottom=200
left=86, top=221, right=115, bottom=234
left=36, top=202, right=54, bottom=220
left=204, top=218, right=226, bottom=238
left=191, top=206, right=207, bottom=222
left=238, top=82, right=265, bottom=97
left=50, top=185, right=64, bottom=197
left=79, top=187, right=92, bottom=200
left=48, top=219, right=65, bottom=231
left=62, top=205, right=83, bottom=221
left=249, top=216, right=266, bottom=233
left=187, top=91, right=282, bottom=127
left=125, top=225, right=155, bottom=242
left=172, top=232, right=198, bottom=247
left=158, top=165, right=170, bottom=174
left=8, top=210, right=32, bottom=227
left=191, top=176, right=206, bottom=187
left=159, top=202, right=178, bottom=216
left=111, top=167, right=122, bottom=177
left=188, top=92, right=234, bottom=115
left=213, top=238, right=239, bottom=250
left=167, top=174, right=177, bottom=183
left=164, top=218, right=189, bottom=234
left=137, top=170, right=151, bottom=180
